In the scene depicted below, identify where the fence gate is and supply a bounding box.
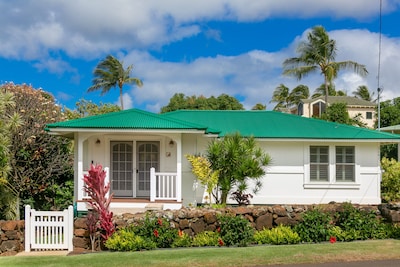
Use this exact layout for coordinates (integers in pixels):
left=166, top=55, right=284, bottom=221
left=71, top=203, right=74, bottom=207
left=25, top=205, right=74, bottom=252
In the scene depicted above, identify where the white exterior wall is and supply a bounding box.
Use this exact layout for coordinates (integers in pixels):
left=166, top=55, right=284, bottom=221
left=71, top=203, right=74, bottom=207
left=181, top=137, right=382, bottom=206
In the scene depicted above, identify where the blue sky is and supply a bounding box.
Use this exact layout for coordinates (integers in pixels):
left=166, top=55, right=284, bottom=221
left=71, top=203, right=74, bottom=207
left=1, top=0, right=400, bottom=112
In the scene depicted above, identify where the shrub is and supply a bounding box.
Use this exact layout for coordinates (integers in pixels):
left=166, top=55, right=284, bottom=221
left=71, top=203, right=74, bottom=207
left=171, top=230, right=192, bottom=248
left=381, top=157, right=400, bottom=202
left=335, top=203, right=388, bottom=240
left=133, top=215, right=177, bottom=248
left=254, top=225, right=300, bottom=245
left=218, top=214, right=254, bottom=247
left=105, top=228, right=156, bottom=251
left=192, top=231, right=220, bottom=247
left=294, top=208, right=333, bottom=243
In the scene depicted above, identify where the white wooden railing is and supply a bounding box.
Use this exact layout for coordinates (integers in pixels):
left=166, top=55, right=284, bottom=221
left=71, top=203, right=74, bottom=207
left=25, top=205, right=73, bottom=252
left=150, top=168, right=180, bottom=201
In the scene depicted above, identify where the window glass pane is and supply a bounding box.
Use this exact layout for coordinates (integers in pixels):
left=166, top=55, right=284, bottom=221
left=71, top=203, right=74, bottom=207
left=335, top=146, right=355, bottom=182
left=310, top=146, right=329, bottom=181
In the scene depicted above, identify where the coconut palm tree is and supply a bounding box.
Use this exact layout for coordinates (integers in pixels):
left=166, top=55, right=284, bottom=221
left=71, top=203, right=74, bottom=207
left=283, top=25, right=368, bottom=105
left=353, top=85, right=375, bottom=102
left=88, top=55, right=143, bottom=110
left=290, top=84, right=310, bottom=105
left=270, top=84, right=290, bottom=110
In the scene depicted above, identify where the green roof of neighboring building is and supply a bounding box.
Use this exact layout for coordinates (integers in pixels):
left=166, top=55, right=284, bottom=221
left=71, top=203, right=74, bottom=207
left=46, top=108, right=400, bottom=140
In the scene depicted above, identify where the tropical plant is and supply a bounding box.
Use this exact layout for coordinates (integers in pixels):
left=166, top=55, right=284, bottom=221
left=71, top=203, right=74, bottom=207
left=381, top=157, right=400, bottom=202
left=218, top=214, right=254, bottom=247
left=0, top=90, right=22, bottom=219
left=185, top=154, right=219, bottom=204
left=206, top=132, right=271, bottom=204
left=294, top=208, right=334, bottom=243
left=160, top=93, right=244, bottom=113
left=192, top=231, right=220, bottom=247
left=1, top=83, right=73, bottom=219
left=353, top=85, right=375, bottom=102
left=251, top=103, right=267, bottom=110
left=88, top=55, right=143, bottom=110
left=270, top=84, right=310, bottom=110
left=254, top=225, right=301, bottom=245
left=320, top=102, right=366, bottom=127
left=311, top=83, right=346, bottom=99
left=83, top=164, right=115, bottom=242
left=283, top=25, right=368, bottom=105
left=65, top=99, right=121, bottom=119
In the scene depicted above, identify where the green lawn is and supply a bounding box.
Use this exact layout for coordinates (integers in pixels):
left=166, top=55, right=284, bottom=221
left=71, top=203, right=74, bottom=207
left=2, top=239, right=400, bottom=267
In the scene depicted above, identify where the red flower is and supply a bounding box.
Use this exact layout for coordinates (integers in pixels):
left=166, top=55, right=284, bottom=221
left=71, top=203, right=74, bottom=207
left=153, top=229, right=159, bottom=238
left=158, top=218, right=163, bottom=226
left=178, top=229, right=183, bottom=237
left=218, top=238, right=224, bottom=246
left=217, top=227, right=221, bottom=233
left=330, top=236, right=337, bottom=243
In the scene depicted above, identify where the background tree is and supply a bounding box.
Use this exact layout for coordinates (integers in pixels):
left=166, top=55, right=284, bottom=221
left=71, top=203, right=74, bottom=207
left=2, top=83, right=73, bottom=218
left=160, top=93, right=244, bottom=113
left=251, top=103, right=267, bottom=110
left=0, top=90, right=22, bottom=219
left=311, top=84, right=346, bottom=99
left=65, top=99, right=121, bottom=120
left=206, top=133, right=271, bottom=204
left=353, top=85, right=375, bottom=102
left=320, top=102, right=366, bottom=127
left=88, top=55, right=143, bottom=110
left=290, top=85, right=310, bottom=105
left=283, top=25, right=368, bottom=105
left=270, top=84, right=290, bottom=110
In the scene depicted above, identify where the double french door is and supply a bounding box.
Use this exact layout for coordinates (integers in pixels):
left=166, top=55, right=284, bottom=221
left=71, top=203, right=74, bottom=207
left=110, top=141, right=159, bottom=197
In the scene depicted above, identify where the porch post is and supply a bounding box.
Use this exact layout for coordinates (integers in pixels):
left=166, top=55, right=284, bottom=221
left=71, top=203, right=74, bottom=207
left=176, top=138, right=182, bottom=202
left=76, top=133, right=84, bottom=202
left=150, top=167, right=156, bottom=202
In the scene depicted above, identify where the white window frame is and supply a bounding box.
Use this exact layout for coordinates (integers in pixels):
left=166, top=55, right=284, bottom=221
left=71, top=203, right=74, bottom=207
left=304, top=144, right=360, bottom=189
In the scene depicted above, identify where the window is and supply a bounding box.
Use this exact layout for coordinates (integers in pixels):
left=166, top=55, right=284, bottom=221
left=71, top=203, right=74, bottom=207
left=310, top=146, right=329, bottom=181
left=366, top=112, right=372, bottom=119
left=336, top=146, right=355, bottom=182
left=312, top=102, right=326, bottom=117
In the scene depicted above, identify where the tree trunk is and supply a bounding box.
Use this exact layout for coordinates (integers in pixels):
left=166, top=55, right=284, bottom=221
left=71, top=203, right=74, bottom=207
left=119, top=85, right=124, bottom=110
left=324, top=77, right=329, bottom=109
left=221, top=190, right=228, bottom=205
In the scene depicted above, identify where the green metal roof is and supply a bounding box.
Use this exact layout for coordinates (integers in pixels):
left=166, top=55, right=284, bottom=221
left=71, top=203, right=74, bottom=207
left=162, top=110, right=400, bottom=140
left=47, top=108, right=400, bottom=140
left=46, top=109, right=206, bottom=131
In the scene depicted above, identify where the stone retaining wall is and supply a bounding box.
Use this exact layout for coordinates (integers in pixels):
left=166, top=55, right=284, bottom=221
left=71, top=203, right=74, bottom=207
left=0, top=220, right=24, bottom=256
left=2, top=203, right=400, bottom=255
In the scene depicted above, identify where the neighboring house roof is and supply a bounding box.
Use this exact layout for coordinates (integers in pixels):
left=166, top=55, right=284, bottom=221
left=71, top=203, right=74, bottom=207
left=301, top=96, right=376, bottom=107
left=380, top=125, right=400, bottom=134
left=46, top=109, right=400, bottom=141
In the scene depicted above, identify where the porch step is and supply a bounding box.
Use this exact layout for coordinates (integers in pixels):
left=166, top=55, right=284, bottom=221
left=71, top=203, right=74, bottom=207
left=110, top=208, right=147, bottom=215
left=145, top=203, right=164, bottom=211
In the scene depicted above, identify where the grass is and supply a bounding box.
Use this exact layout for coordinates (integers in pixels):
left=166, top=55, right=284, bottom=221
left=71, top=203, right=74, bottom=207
left=1, top=239, right=400, bottom=267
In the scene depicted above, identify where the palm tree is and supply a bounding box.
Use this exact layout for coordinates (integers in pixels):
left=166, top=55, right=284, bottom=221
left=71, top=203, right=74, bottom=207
left=88, top=55, right=143, bottom=110
left=312, top=83, right=346, bottom=99
left=283, top=25, right=368, bottom=105
left=290, top=84, right=310, bottom=105
left=270, top=84, right=290, bottom=110
left=353, top=85, right=375, bottom=102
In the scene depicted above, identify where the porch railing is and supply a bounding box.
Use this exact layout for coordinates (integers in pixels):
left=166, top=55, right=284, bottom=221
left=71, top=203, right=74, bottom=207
left=150, top=168, right=179, bottom=202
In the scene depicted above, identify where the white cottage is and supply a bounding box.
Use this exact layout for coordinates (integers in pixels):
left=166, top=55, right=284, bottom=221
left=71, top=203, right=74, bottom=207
left=46, top=109, right=400, bottom=214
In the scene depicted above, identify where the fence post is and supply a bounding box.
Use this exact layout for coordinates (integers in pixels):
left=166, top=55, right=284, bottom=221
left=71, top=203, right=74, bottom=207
left=67, top=205, right=74, bottom=251
left=24, top=205, right=31, bottom=252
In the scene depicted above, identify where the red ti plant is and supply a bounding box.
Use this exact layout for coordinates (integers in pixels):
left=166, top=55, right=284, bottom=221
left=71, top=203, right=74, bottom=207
left=83, top=164, right=115, bottom=242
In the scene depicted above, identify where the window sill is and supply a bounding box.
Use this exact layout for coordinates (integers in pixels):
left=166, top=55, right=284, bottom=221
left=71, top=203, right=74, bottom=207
left=304, top=183, right=360, bottom=189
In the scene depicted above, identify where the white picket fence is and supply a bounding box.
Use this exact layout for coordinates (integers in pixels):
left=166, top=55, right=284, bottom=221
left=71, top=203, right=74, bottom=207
left=25, top=205, right=74, bottom=252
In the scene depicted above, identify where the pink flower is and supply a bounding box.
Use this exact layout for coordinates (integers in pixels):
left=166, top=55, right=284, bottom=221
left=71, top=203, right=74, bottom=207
left=330, top=236, right=337, bottom=243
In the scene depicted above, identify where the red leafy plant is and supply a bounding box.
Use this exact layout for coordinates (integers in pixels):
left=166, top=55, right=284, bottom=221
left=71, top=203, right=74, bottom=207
left=83, top=164, right=115, bottom=246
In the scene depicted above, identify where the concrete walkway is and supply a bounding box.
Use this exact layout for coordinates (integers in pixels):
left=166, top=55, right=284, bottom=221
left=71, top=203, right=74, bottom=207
left=16, top=251, right=70, bottom=257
